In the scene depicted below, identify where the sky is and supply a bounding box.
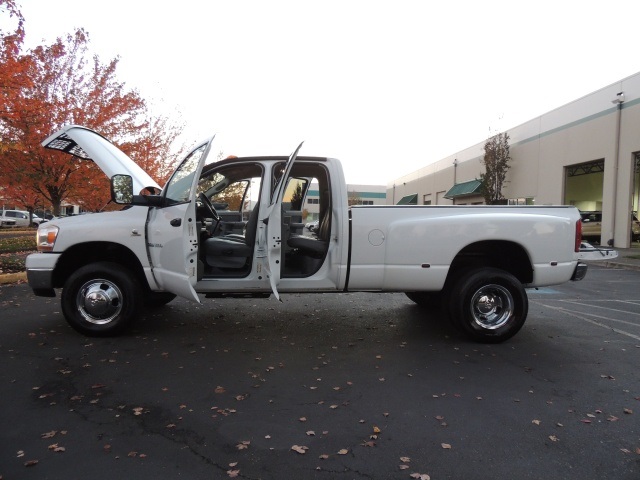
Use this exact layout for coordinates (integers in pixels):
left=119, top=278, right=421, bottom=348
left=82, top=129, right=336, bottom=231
left=14, top=0, right=640, bottom=185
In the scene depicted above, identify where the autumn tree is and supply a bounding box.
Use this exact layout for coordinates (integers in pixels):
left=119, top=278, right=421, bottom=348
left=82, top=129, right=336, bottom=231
left=480, top=132, right=511, bottom=205
left=0, top=7, right=185, bottom=215
left=348, top=192, right=363, bottom=206
left=0, top=0, right=31, bottom=123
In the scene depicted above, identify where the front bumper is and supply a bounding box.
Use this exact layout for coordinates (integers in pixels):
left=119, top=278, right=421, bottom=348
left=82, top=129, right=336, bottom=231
left=571, top=262, right=588, bottom=281
left=25, top=252, right=61, bottom=296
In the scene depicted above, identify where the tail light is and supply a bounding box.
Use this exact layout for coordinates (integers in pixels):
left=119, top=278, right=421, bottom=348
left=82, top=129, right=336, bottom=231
left=575, top=219, right=582, bottom=252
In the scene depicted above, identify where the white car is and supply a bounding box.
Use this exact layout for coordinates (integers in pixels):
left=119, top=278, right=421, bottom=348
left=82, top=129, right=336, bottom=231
left=0, top=209, right=47, bottom=227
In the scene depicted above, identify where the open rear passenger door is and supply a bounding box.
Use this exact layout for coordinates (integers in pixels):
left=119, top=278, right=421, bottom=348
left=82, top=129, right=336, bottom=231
left=261, top=142, right=304, bottom=300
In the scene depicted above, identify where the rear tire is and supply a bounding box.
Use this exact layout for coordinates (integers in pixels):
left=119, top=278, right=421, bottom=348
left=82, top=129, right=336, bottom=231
left=448, top=267, right=528, bottom=343
left=61, top=261, right=142, bottom=337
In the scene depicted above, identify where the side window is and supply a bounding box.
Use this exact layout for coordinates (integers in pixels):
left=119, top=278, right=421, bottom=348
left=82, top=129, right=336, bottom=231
left=198, top=163, right=263, bottom=221
left=282, top=178, right=309, bottom=211
left=164, top=143, right=208, bottom=204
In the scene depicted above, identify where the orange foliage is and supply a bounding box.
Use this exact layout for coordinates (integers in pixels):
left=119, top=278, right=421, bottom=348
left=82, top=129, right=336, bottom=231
left=0, top=3, right=185, bottom=214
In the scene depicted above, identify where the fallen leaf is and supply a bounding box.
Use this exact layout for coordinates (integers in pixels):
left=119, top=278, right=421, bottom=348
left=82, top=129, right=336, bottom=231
left=236, top=441, right=250, bottom=450
left=299, top=417, right=307, bottom=422
left=291, top=445, right=308, bottom=454
left=373, top=426, right=381, bottom=434
left=532, top=419, right=541, bottom=425
left=337, top=449, right=349, bottom=455
left=24, top=459, right=38, bottom=467
left=306, top=431, right=315, bottom=436
left=361, top=441, right=376, bottom=447
left=41, top=431, right=57, bottom=439
left=441, top=443, right=452, bottom=449
left=227, top=469, right=240, bottom=478
left=623, top=408, right=633, bottom=414
left=399, top=464, right=410, bottom=470
left=400, top=456, right=411, bottom=463
left=319, top=454, right=329, bottom=459
left=410, top=474, right=430, bottom=480
left=549, top=435, right=559, bottom=442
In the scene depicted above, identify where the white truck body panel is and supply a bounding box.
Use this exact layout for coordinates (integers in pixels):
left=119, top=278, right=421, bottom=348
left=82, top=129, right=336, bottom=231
left=348, top=206, right=579, bottom=291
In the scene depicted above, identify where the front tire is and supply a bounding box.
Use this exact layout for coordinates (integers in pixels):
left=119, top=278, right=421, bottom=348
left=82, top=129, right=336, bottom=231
left=448, top=267, right=528, bottom=343
left=61, top=262, right=142, bottom=337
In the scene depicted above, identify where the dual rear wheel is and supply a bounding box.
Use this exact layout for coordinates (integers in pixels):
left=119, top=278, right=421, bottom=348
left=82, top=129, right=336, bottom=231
left=406, top=267, right=528, bottom=343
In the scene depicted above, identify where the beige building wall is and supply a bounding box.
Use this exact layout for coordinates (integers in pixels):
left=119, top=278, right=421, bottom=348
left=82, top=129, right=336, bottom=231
left=387, top=71, right=640, bottom=248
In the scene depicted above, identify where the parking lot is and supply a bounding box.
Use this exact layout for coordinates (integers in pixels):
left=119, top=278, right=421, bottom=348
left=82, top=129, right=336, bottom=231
left=0, top=265, right=638, bottom=479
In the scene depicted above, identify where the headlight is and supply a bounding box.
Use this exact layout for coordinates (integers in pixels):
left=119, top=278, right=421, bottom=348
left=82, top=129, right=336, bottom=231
left=36, top=224, right=59, bottom=252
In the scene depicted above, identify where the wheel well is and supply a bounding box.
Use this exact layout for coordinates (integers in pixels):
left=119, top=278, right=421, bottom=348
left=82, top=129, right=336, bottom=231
left=52, top=242, right=147, bottom=290
left=446, top=240, right=533, bottom=286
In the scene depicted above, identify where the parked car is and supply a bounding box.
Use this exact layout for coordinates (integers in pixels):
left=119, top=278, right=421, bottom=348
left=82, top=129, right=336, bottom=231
left=1, top=218, right=17, bottom=227
left=0, top=209, right=47, bottom=227
left=305, top=220, right=319, bottom=233
left=580, top=211, right=640, bottom=242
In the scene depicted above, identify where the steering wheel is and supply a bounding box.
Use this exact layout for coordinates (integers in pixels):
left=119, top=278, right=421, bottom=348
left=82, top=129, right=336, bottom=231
left=197, top=192, right=220, bottom=222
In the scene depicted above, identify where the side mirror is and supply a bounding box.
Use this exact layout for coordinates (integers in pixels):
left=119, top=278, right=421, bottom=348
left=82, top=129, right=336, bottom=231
left=111, top=174, right=134, bottom=204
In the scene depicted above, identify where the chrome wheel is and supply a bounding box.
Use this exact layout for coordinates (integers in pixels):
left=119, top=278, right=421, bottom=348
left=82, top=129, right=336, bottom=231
left=76, top=278, right=123, bottom=325
left=469, top=283, right=514, bottom=330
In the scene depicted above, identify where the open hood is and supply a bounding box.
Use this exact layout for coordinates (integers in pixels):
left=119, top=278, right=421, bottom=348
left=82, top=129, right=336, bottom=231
left=42, top=125, right=161, bottom=194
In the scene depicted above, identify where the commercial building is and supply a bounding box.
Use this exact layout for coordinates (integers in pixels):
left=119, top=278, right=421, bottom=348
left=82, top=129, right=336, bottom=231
left=388, top=71, right=640, bottom=248
left=304, top=184, right=386, bottom=221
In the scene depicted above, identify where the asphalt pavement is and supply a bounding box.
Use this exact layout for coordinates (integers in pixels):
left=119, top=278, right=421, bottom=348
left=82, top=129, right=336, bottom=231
left=0, top=265, right=639, bottom=479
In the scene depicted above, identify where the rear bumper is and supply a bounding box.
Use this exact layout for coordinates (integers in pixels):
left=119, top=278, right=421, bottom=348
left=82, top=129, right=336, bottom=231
left=571, top=262, right=588, bottom=281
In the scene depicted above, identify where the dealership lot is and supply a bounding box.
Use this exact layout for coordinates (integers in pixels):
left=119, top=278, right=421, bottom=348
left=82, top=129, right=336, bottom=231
left=0, top=266, right=638, bottom=479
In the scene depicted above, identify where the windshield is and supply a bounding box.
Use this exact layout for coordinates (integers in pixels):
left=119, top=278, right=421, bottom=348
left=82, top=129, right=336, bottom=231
left=164, top=143, right=208, bottom=204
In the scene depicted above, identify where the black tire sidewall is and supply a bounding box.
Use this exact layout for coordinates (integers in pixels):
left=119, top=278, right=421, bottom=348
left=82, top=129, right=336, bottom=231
left=449, top=268, right=528, bottom=343
left=61, top=261, right=141, bottom=336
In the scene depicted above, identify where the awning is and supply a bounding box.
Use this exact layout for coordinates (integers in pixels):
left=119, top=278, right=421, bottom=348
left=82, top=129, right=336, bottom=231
left=444, top=179, right=483, bottom=199
left=396, top=193, right=418, bottom=205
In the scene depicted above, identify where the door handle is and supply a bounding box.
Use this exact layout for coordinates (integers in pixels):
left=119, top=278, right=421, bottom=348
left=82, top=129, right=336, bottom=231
left=170, top=218, right=182, bottom=227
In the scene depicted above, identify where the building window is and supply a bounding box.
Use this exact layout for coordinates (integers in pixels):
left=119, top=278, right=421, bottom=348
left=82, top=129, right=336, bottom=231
left=307, top=198, right=319, bottom=204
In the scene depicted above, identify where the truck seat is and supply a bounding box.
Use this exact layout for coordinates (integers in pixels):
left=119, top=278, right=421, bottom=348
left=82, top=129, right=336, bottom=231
left=204, top=206, right=259, bottom=268
left=287, top=210, right=330, bottom=257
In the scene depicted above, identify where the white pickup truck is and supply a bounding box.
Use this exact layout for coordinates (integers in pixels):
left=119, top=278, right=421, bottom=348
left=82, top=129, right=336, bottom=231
left=26, top=125, right=587, bottom=343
